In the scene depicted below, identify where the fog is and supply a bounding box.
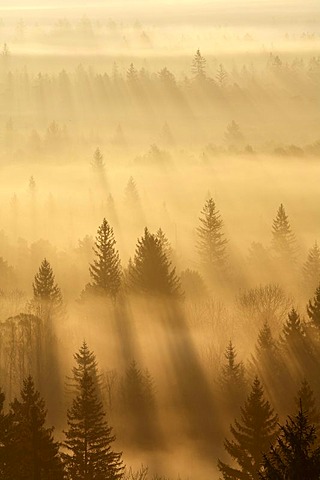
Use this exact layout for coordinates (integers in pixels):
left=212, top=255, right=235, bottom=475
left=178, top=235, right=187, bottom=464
left=0, top=1, right=319, bottom=479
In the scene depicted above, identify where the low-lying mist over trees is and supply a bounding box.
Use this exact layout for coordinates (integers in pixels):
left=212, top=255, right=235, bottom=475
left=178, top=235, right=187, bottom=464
left=0, top=0, right=320, bottom=478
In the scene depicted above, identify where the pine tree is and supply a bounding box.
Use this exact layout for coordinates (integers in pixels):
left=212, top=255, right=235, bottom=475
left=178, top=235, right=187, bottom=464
left=89, top=218, right=122, bottom=298
left=91, top=147, right=105, bottom=172
left=260, top=403, right=320, bottom=479
left=197, top=197, right=228, bottom=277
left=281, top=308, right=305, bottom=342
left=156, top=228, right=172, bottom=260
left=307, top=284, right=320, bottom=329
left=295, top=380, right=320, bottom=433
left=271, top=204, right=296, bottom=264
left=32, top=258, right=63, bottom=316
left=191, top=49, right=206, bottom=80
left=250, top=322, right=285, bottom=412
left=216, top=63, right=228, bottom=87
left=219, top=341, right=247, bottom=410
left=280, top=308, right=317, bottom=391
left=63, top=346, right=124, bottom=480
left=124, top=176, right=140, bottom=206
left=68, top=341, right=102, bottom=395
left=218, top=377, right=278, bottom=480
left=120, top=361, right=157, bottom=447
left=303, top=242, right=320, bottom=293
left=9, top=376, right=64, bottom=480
left=128, top=227, right=182, bottom=297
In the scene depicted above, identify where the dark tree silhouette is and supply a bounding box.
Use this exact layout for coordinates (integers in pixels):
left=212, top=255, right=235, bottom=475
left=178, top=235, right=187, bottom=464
left=219, top=341, right=247, bottom=410
left=128, top=227, right=182, bottom=297
left=307, top=284, right=320, bottom=329
left=218, top=377, right=278, bottom=480
left=197, top=197, right=228, bottom=278
left=68, top=341, right=102, bottom=395
left=63, top=346, right=124, bottom=479
left=250, top=321, right=284, bottom=403
left=32, top=258, right=63, bottom=317
left=295, top=380, right=320, bottom=433
left=88, top=218, right=122, bottom=298
left=9, top=376, right=64, bottom=480
left=120, top=360, right=157, bottom=448
left=0, top=388, right=11, bottom=478
left=260, top=403, right=320, bottom=479
left=156, top=227, right=172, bottom=260
left=271, top=204, right=296, bottom=264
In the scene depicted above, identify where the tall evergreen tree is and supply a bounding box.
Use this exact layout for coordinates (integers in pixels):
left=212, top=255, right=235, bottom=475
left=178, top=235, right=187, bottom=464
left=129, top=227, right=182, bottom=297
left=91, top=147, right=105, bottom=172
left=124, top=177, right=140, bottom=206
left=120, top=361, right=157, bottom=447
left=271, top=204, right=296, bottom=264
left=307, top=284, right=320, bottom=329
left=260, top=403, right=320, bottom=479
left=191, top=49, right=206, bottom=80
left=9, top=376, right=64, bottom=480
left=88, top=218, right=122, bottom=298
left=33, top=258, right=62, bottom=305
left=218, top=377, right=278, bottom=480
left=250, top=322, right=283, bottom=392
left=219, top=341, right=247, bottom=410
left=32, top=258, right=63, bottom=316
left=68, top=341, right=101, bottom=395
left=197, top=197, right=228, bottom=277
left=156, top=227, right=172, bottom=260
left=63, top=346, right=124, bottom=480
left=280, top=308, right=305, bottom=346
left=295, top=380, right=320, bottom=433
left=303, top=242, right=320, bottom=293
left=280, top=308, right=317, bottom=399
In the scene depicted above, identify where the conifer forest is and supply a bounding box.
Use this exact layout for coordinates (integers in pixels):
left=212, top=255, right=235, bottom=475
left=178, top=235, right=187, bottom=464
left=0, top=0, right=320, bottom=478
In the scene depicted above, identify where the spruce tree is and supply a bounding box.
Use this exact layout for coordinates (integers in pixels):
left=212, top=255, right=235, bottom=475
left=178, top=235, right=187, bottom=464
left=219, top=341, right=247, bottom=410
left=250, top=321, right=283, bottom=394
left=129, top=227, right=182, bottom=297
left=307, top=284, right=320, bottom=329
left=260, top=403, right=320, bottom=479
left=191, top=49, right=206, bottom=80
left=120, top=361, right=157, bottom=447
left=63, top=346, right=124, bottom=480
left=91, top=147, right=105, bottom=172
left=124, top=176, right=140, bottom=206
left=32, top=258, right=63, bottom=316
left=9, top=376, right=64, bottom=480
left=295, top=380, right=320, bottom=433
left=89, top=218, right=122, bottom=298
left=218, top=377, right=278, bottom=480
left=280, top=308, right=317, bottom=396
left=271, top=204, right=296, bottom=264
left=281, top=308, right=305, bottom=343
left=68, top=341, right=102, bottom=399
left=197, top=197, right=228, bottom=277
left=156, top=227, right=172, bottom=260
left=303, top=242, right=320, bottom=293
